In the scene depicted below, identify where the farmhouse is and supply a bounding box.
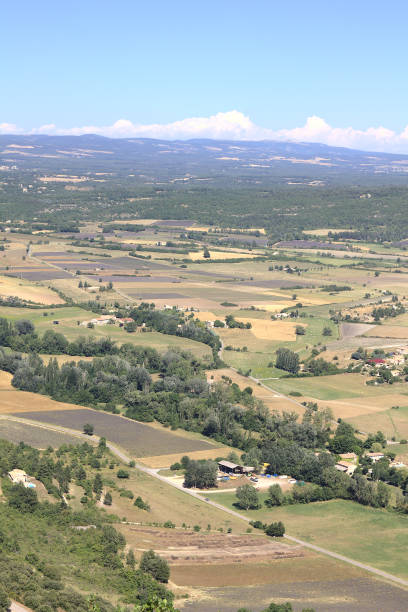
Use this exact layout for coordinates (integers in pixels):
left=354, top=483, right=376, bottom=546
left=8, top=469, right=32, bottom=486
left=339, top=452, right=358, bottom=462
left=218, top=460, right=254, bottom=475
left=335, top=461, right=357, bottom=475
left=366, top=452, right=385, bottom=462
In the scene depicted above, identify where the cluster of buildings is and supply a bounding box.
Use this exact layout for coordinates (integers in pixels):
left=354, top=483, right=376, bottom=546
left=335, top=451, right=406, bottom=475
left=80, top=315, right=134, bottom=327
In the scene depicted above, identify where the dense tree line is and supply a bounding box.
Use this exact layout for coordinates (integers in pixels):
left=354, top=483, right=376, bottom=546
left=126, top=303, right=221, bottom=360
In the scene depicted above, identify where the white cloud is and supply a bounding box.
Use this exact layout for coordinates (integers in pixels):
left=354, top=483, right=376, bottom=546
left=2, top=111, right=408, bottom=153
left=0, top=122, right=22, bottom=134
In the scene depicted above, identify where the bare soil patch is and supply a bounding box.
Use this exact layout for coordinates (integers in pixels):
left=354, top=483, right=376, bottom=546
left=120, top=525, right=302, bottom=566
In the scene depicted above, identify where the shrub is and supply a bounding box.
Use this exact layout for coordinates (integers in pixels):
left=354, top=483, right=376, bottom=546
left=116, top=469, right=129, bottom=479
left=140, top=550, right=170, bottom=583
left=265, top=521, right=285, bottom=537
left=119, top=489, right=134, bottom=499
left=134, top=496, right=150, bottom=511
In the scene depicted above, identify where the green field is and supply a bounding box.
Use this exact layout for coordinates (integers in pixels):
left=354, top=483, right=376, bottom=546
left=220, top=315, right=340, bottom=378
left=266, top=372, right=408, bottom=401
left=208, top=494, right=408, bottom=579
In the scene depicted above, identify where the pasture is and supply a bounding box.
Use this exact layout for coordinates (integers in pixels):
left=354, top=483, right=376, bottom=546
left=209, top=495, right=408, bottom=580
left=267, top=373, right=407, bottom=401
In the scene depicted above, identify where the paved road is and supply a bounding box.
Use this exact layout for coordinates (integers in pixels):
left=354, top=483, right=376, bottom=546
left=3, top=413, right=408, bottom=590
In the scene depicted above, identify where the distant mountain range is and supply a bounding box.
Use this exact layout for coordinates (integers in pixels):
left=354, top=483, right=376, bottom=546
left=2, top=134, right=408, bottom=179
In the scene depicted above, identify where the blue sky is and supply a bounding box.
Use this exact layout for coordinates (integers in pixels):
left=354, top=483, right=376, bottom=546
left=2, top=1, right=408, bottom=151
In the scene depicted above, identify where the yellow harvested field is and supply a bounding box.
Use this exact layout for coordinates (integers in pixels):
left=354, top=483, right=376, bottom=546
left=236, top=317, right=301, bottom=341
left=307, top=228, right=351, bottom=236
left=365, top=325, right=408, bottom=339
left=0, top=275, right=65, bottom=305
left=140, top=447, right=234, bottom=468
left=194, top=311, right=218, bottom=322
left=39, top=354, right=93, bottom=365
left=262, top=302, right=293, bottom=312
left=111, top=218, right=158, bottom=225
left=0, top=372, right=81, bottom=414
left=188, top=251, right=256, bottom=261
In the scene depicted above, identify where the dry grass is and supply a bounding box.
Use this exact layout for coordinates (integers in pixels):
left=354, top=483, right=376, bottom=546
left=0, top=274, right=64, bottom=304
left=110, top=218, right=158, bottom=225
left=323, top=394, right=408, bottom=420
left=0, top=372, right=82, bottom=413
left=365, top=325, right=408, bottom=339
left=236, top=317, right=300, bottom=341
left=140, top=447, right=233, bottom=468
left=307, top=228, right=351, bottom=236
left=188, top=250, right=256, bottom=261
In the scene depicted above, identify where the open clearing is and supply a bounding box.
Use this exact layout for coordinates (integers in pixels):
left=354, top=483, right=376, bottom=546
left=208, top=496, right=408, bottom=580
left=11, top=408, right=224, bottom=457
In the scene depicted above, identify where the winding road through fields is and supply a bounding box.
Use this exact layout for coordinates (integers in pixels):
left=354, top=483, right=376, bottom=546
left=2, top=412, right=408, bottom=591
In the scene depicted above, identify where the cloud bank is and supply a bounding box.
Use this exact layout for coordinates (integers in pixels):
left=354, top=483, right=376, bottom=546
left=2, top=111, right=408, bottom=153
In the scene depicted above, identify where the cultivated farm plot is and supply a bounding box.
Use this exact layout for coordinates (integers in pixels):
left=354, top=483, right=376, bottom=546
left=236, top=317, right=300, bottom=341
left=172, top=566, right=408, bottom=612
left=13, top=408, right=223, bottom=457
left=0, top=418, right=86, bottom=448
